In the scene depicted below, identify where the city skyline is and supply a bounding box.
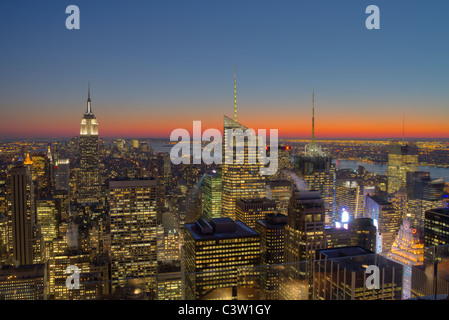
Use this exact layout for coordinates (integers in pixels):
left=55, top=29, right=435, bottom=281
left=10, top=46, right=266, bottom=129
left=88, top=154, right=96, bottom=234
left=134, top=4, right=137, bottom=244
left=0, top=1, right=448, bottom=139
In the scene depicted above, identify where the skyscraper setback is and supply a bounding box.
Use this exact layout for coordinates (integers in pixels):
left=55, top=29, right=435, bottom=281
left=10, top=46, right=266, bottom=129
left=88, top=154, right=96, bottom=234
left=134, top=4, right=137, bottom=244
left=78, top=84, right=101, bottom=204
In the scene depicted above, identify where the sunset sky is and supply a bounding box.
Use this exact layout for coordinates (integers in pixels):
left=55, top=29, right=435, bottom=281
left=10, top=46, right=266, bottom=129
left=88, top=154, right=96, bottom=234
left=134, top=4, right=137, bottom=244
left=0, top=0, right=448, bottom=139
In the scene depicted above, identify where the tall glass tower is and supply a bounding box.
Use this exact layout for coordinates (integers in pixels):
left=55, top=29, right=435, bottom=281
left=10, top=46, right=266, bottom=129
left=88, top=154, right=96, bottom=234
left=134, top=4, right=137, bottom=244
left=78, top=84, right=101, bottom=204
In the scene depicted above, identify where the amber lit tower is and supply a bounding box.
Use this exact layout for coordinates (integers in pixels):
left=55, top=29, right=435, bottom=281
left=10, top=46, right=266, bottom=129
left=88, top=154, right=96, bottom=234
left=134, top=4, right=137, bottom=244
left=78, top=83, right=101, bottom=204
left=221, top=67, right=266, bottom=219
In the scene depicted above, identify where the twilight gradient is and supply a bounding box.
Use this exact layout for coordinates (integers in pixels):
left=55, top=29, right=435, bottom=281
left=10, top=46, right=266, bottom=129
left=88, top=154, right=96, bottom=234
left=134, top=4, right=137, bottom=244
left=0, top=0, right=448, bottom=139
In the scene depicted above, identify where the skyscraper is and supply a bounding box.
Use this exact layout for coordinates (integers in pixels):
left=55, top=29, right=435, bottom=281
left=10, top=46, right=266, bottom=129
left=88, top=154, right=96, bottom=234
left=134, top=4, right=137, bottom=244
left=424, top=208, right=449, bottom=247
left=387, top=141, right=419, bottom=195
left=406, top=171, right=445, bottom=231
left=235, top=198, right=277, bottom=230
left=364, top=194, right=400, bottom=254
left=109, top=178, right=158, bottom=295
left=387, top=219, right=424, bottom=300
left=295, top=92, right=335, bottom=226
left=78, top=84, right=101, bottom=204
left=7, top=165, right=40, bottom=266
left=54, top=159, right=70, bottom=192
left=285, top=189, right=326, bottom=287
left=184, top=217, right=260, bottom=300
left=314, top=247, right=403, bottom=300
left=335, top=179, right=363, bottom=224
left=203, top=170, right=222, bottom=220
left=221, top=70, right=266, bottom=219
left=255, top=213, right=287, bottom=300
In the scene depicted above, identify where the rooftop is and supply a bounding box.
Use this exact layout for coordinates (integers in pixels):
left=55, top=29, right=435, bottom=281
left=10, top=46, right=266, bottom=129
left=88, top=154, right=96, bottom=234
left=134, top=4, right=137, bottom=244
left=186, top=218, right=259, bottom=241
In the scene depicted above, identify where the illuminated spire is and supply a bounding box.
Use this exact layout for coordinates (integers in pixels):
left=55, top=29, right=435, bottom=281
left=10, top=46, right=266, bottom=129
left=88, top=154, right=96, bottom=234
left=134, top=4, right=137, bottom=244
left=87, top=81, right=92, bottom=114
left=234, top=65, right=237, bottom=122
left=24, top=152, right=33, bottom=165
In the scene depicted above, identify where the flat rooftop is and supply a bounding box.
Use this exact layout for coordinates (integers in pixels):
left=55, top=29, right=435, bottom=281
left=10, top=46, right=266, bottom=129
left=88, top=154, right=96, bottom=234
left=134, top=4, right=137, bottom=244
left=186, top=218, right=259, bottom=241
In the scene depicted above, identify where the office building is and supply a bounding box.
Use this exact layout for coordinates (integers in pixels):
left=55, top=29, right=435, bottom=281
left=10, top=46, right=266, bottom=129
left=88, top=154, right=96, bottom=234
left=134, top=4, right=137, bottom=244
left=364, top=195, right=400, bottom=254
left=36, top=199, right=58, bottom=242
left=221, top=115, right=267, bottom=220
left=266, top=180, right=292, bottom=216
left=0, top=264, right=45, bottom=300
left=295, top=92, right=335, bottom=226
left=406, top=171, right=445, bottom=230
left=203, top=170, right=222, bottom=220
left=78, top=85, right=101, bottom=204
left=54, top=159, right=70, bottom=192
left=184, top=217, right=260, bottom=300
left=109, top=178, right=158, bottom=294
left=314, top=246, right=403, bottom=300
left=236, top=198, right=276, bottom=230
left=424, top=208, right=449, bottom=247
left=387, top=141, right=419, bottom=195
left=255, top=213, right=287, bottom=300
left=348, top=218, right=377, bottom=252
left=7, top=165, right=41, bottom=266
left=387, top=219, right=424, bottom=299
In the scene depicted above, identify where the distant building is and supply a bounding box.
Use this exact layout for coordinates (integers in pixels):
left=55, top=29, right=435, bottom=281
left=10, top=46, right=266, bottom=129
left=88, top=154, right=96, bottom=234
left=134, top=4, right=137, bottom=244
left=236, top=198, right=276, bottom=230
left=295, top=92, right=335, bottom=226
left=266, top=180, right=292, bottom=216
left=203, top=170, right=222, bottom=220
left=387, top=141, right=418, bottom=195
left=54, top=159, right=70, bottom=192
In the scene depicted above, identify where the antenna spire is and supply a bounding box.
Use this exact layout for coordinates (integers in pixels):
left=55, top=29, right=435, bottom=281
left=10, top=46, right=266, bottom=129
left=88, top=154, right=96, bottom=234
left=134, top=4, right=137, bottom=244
left=87, top=82, right=92, bottom=114
left=234, top=65, right=237, bottom=122
left=402, top=112, right=405, bottom=143
left=311, top=89, right=316, bottom=150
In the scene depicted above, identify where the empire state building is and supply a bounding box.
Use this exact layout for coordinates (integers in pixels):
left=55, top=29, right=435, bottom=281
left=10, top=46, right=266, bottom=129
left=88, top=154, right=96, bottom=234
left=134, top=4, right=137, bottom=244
left=78, top=84, right=101, bottom=204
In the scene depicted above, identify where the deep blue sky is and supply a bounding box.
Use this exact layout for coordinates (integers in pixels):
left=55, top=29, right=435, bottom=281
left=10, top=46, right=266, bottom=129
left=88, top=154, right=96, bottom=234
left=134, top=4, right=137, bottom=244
left=0, top=1, right=448, bottom=138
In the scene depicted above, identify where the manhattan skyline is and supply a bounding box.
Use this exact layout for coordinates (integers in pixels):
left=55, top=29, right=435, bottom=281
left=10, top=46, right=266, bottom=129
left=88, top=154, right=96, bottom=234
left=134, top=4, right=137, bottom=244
left=0, top=1, right=448, bottom=139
